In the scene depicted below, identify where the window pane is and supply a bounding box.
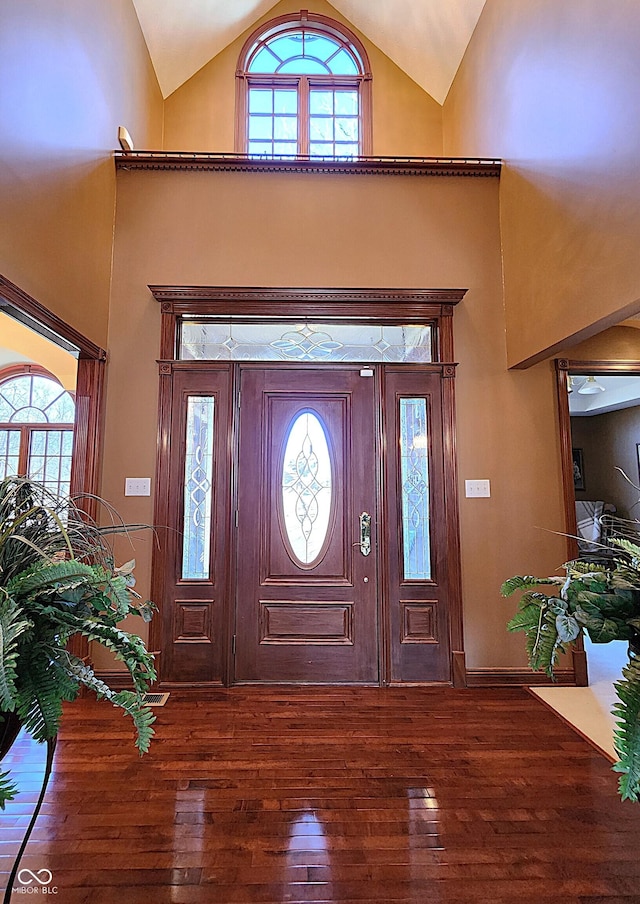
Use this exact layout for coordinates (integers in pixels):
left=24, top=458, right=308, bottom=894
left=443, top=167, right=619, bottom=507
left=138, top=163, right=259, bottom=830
left=335, top=118, right=358, bottom=142
left=268, top=34, right=307, bottom=62
left=400, top=399, right=431, bottom=581
left=0, top=375, right=74, bottom=424
left=326, top=47, right=358, bottom=74
left=28, top=428, right=73, bottom=497
left=273, top=116, right=297, bottom=141
left=248, top=46, right=280, bottom=73
left=309, top=91, right=333, bottom=115
left=248, top=116, right=273, bottom=140
left=273, top=142, right=297, bottom=156
left=309, top=142, right=332, bottom=156
left=248, top=141, right=273, bottom=156
left=274, top=90, right=297, bottom=114
left=282, top=411, right=332, bottom=565
left=335, top=143, right=359, bottom=158
left=0, top=430, right=20, bottom=479
left=278, top=57, right=328, bottom=74
left=180, top=322, right=432, bottom=363
left=304, top=34, right=341, bottom=63
left=182, top=396, right=215, bottom=581
left=309, top=118, right=333, bottom=141
left=12, top=406, right=47, bottom=424
left=335, top=91, right=358, bottom=115
left=249, top=88, right=273, bottom=113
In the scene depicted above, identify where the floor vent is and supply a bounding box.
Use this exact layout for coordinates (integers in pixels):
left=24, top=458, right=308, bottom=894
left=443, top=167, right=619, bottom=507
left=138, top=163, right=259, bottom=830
left=142, top=692, right=170, bottom=707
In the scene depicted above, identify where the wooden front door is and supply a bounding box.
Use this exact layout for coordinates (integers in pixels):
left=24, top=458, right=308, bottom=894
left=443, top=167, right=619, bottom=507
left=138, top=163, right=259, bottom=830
left=154, top=362, right=457, bottom=687
left=234, top=366, right=379, bottom=683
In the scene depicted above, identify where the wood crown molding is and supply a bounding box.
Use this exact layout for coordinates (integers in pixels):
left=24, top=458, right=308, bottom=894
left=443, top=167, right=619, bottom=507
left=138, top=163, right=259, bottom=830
left=116, top=152, right=501, bottom=178
left=149, top=286, right=466, bottom=319
left=557, top=358, right=640, bottom=375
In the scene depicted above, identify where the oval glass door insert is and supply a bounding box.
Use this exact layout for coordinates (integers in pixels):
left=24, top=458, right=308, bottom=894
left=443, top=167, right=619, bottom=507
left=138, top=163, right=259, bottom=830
left=281, top=411, right=333, bottom=565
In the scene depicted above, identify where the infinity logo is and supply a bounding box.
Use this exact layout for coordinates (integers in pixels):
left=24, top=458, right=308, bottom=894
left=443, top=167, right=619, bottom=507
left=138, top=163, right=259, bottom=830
left=17, top=869, right=53, bottom=886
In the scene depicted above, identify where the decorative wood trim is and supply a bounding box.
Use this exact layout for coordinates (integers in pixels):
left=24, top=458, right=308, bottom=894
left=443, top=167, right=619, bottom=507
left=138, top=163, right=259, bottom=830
left=116, top=152, right=501, bottom=178
left=442, top=368, right=464, bottom=659
left=555, top=359, right=579, bottom=564
left=572, top=645, right=589, bottom=687
left=150, top=286, right=466, bottom=322
left=0, top=274, right=106, bottom=361
left=452, top=651, right=466, bottom=688
left=466, top=668, right=577, bottom=687
left=559, top=359, right=640, bottom=375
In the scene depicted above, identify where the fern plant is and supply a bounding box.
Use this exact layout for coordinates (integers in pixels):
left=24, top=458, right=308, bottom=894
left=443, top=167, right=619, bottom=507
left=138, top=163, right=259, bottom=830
left=502, top=541, right=640, bottom=802
left=0, top=476, right=157, bottom=809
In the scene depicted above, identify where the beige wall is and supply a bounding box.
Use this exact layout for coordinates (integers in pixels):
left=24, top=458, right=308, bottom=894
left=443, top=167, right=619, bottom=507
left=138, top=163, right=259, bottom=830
left=444, top=0, right=640, bottom=368
left=164, top=0, right=443, bottom=156
left=105, top=168, right=567, bottom=670
left=0, top=0, right=163, bottom=346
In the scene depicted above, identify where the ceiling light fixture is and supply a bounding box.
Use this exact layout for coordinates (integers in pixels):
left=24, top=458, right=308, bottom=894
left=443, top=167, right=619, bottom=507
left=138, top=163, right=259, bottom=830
left=577, top=376, right=606, bottom=395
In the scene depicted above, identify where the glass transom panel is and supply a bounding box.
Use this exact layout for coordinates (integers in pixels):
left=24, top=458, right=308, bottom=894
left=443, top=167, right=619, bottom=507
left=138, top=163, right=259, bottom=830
left=281, top=411, right=333, bottom=565
left=180, top=322, right=432, bottom=363
left=399, top=398, right=431, bottom=581
left=247, top=30, right=361, bottom=75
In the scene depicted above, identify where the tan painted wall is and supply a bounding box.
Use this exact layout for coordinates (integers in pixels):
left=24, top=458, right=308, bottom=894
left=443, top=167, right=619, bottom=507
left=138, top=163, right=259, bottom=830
left=0, top=0, right=163, bottom=346
left=163, top=0, right=443, bottom=157
left=0, top=313, right=77, bottom=389
left=104, top=168, right=567, bottom=670
left=443, top=0, right=640, bottom=368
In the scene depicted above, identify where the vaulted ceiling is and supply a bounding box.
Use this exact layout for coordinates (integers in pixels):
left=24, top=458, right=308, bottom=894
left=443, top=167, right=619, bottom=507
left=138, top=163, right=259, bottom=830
left=130, top=0, right=488, bottom=104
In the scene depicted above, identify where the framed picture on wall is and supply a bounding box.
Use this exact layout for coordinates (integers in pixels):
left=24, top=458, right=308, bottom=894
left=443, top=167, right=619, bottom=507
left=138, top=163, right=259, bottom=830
left=573, top=448, right=585, bottom=491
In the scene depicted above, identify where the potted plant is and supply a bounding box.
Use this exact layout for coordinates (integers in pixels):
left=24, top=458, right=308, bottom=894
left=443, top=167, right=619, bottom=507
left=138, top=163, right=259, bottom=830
left=502, top=535, right=640, bottom=802
left=0, top=475, right=157, bottom=813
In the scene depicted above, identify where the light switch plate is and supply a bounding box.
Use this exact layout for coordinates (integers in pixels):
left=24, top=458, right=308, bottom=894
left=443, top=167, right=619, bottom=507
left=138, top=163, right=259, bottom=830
left=465, top=479, right=490, bottom=498
left=125, top=477, right=151, bottom=496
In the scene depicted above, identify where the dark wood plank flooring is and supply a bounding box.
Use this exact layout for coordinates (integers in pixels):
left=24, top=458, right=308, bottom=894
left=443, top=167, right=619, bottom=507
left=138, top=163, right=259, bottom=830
left=2, top=686, right=640, bottom=903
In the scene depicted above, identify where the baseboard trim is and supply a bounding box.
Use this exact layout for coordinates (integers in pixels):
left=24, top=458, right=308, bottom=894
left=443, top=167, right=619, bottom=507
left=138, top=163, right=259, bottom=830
left=465, top=668, right=576, bottom=687
left=94, top=669, right=135, bottom=689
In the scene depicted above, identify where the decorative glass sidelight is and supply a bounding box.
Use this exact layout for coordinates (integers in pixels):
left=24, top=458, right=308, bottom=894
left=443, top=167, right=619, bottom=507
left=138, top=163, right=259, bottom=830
left=180, top=321, right=432, bottom=363
left=281, top=411, right=332, bottom=565
left=182, top=396, right=215, bottom=581
left=399, top=398, right=431, bottom=580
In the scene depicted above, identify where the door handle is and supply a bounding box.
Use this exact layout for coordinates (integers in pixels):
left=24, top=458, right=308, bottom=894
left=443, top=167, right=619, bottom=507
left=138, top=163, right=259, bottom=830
left=359, top=511, right=371, bottom=557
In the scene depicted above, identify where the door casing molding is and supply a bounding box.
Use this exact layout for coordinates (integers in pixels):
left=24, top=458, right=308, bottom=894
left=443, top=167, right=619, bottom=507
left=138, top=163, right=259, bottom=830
left=150, top=286, right=467, bottom=686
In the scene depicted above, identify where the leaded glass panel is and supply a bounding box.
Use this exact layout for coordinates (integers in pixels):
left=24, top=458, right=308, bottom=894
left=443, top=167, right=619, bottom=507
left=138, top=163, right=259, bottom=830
left=180, top=322, right=432, bottom=363
left=182, top=396, right=215, bottom=581
left=399, top=398, right=431, bottom=581
left=0, top=374, right=75, bottom=423
left=281, top=411, right=332, bottom=565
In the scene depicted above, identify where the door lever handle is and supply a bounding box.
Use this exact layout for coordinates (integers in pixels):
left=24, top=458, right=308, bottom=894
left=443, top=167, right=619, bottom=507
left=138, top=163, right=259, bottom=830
left=358, top=511, right=371, bottom=557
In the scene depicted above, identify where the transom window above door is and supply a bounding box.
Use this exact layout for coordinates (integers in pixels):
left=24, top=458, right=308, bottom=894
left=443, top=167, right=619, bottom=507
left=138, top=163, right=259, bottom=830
left=236, top=13, right=372, bottom=158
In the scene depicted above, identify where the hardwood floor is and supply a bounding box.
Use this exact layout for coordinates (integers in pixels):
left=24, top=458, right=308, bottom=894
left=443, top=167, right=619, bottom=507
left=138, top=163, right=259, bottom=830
left=2, top=686, right=640, bottom=903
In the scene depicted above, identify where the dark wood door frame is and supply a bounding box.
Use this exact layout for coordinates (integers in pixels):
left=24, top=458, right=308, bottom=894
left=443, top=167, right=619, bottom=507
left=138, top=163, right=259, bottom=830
left=556, top=357, right=640, bottom=686
left=149, top=285, right=467, bottom=687
left=0, top=274, right=108, bottom=662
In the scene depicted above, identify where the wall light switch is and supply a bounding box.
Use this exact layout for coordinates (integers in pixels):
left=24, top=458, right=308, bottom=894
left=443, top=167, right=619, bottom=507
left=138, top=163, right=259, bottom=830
left=125, top=477, right=151, bottom=497
left=465, top=479, right=490, bottom=498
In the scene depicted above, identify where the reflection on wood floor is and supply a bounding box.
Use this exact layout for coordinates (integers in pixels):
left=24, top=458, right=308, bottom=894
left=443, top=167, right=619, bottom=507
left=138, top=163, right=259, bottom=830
left=2, top=686, right=640, bottom=903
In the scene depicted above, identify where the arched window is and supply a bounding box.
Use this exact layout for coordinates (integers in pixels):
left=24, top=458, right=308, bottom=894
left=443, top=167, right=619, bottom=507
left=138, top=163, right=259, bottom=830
left=236, top=12, right=372, bottom=158
left=0, top=368, right=75, bottom=497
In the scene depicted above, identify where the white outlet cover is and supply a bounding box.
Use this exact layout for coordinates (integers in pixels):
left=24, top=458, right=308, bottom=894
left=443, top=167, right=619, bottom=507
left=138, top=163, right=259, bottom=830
left=125, top=477, right=151, bottom=496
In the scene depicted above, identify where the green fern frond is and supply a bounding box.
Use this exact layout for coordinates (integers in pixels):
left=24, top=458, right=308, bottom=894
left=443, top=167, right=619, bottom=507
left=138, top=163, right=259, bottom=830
left=501, top=575, right=563, bottom=597
left=7, top=560, right=96, bottom=599
left=612, top=654, right=640, bottom=801
left=13, top=654, right=77, bottom=742
left=112, top=690, right=156, bottom=754
left=507, top=604, right=544, bottom=633
left=0, top=769, right=18, bottom=810
left=0, top=589, right=31, bottom=711
left=526, top=606, right=564, bottom=677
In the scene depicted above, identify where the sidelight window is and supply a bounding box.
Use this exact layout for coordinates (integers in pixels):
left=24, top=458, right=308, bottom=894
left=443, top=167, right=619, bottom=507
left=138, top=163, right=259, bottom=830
left=399, top=398, right=431, bottom=580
